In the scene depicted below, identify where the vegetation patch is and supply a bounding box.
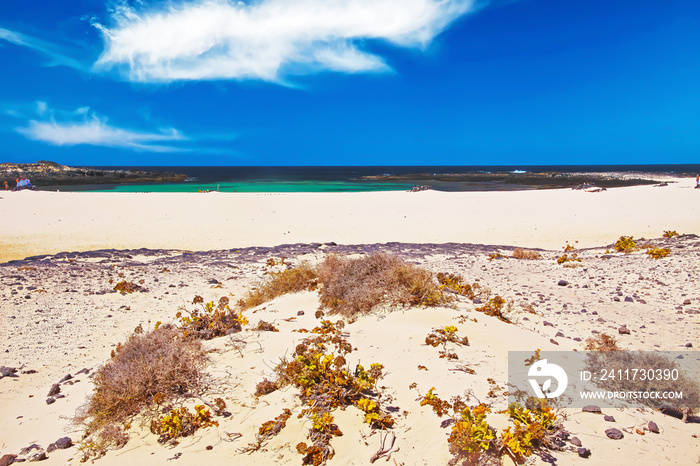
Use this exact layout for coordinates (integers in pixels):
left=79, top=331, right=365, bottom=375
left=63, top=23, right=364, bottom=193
left=663, top=230, right=679, bottom=238
left=254, top=320, right=394, bottom=465
left=614, top=236, right=637, bottom=253
left=317, top=253, right=448, bottom=317
left=113, top=280, right=142, bottom=294
left=556, top=253, right=581, bottom=265
left=411, top=385, right=563, bottom=465
left=177, top=295, right=248, bottom=340
left=584, top=333, right=621, bottom=352
left=512, top=248, right=542, bottom=260
left=436, top=273, right=490, bottom=300
left=75, top=326, right=209, bottom=460
left=646, top=247, right=670, bottom=259
left=475, top=296, right=511, bottom=323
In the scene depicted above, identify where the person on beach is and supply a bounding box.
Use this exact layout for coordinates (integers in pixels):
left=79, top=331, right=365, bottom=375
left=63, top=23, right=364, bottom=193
left=696, top=174, right=699, bottom=188
left=3, top=181, right=8, bottom=191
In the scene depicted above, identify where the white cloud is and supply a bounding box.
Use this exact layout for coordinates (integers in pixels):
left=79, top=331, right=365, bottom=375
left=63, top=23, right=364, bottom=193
left=94, top=0, right=475, bottom=83
left=16, top=105, right=188, bottom=152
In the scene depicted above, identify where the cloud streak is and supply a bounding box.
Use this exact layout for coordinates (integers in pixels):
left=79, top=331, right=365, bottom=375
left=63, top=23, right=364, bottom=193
left=16, top=105, right=188, bottom=152
left=95, top=0, right=476, bottom=83
left=0, top=27, right=86, bottom=71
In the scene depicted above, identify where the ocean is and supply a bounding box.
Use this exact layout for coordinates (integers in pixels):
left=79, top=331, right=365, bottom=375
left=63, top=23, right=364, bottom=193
left=72, top=165, right=700, bottom=193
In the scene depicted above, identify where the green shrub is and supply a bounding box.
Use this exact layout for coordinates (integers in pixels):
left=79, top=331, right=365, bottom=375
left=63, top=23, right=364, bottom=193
left=177, top=295, right=248, bottom=339
left=646, top=248, right=670, bottom=259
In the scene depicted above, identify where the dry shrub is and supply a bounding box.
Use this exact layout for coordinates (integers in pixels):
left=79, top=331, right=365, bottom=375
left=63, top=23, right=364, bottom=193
left=317, top=253, right=447, bottom=317
left=512, top=248, right=542, bottom=260
left=75, top=326, right=207, bottom=457
left=584, top=333, right=620, bottom=352
left=587, top=351, right=700, bottom=413
left=240, top=262, right=318, bottom=309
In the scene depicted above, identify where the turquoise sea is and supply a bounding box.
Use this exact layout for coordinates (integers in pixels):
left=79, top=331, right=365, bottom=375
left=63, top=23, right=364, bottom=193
left=65, top=165, right=700, bottom=193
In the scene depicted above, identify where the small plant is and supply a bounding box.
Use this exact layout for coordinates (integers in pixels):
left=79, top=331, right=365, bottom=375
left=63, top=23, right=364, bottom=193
left=177, top=296, right=247, bottom=339
left=150, top=404, right=218, bottom=443
left=584, top=333, right=620, bottom=352
left=557, top=253, right=581, bottom=265
left=646, top=248, right=670, bottom=259
left=436, top=273, right=490, bottom=300
left=113, top=280, right=141, bottom=294
left=256, top=320, right=279, bottom=332
left=488, top=252, right=505, bottom=261
left=562, top=242, right=577, bottom=252
left=475, top=296, right=511, bottom=323
left=425, top=325, right=469, bottom=347
left=512, top=248, right=542, bottom=260
left=615, top=236, right=636, bottom=253
left=255, top=320, right=393, bottom=465
left=663, top=230, right=679, bottom=238
left=243, top=408, right=293, bottom=452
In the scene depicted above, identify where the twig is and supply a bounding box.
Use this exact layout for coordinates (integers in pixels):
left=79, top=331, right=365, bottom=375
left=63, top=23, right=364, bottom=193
left=370, top=432, right=397, bottom=463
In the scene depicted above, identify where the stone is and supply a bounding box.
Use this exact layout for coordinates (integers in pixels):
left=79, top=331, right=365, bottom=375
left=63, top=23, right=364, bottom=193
left=55, top=437, right=72, bottom=449
left=47, top=384, right=60, bottom=397
left=618, top=327, right=630, bottom=335
left=550, top=339, right=559, bottom=345
left=558, top=280, right=568, bottom=286
left=45, top=398, right=55, bottom=405
left=604, top=415, right=615, bottom=422
left=573, top=337, right=582, bottom=342
left=570, top=436, right=582, bottom=447
left=624, top=296, right=634, bottom=302
left=46, top=444, right=56, bottom=454
left=59, top=374, right=72, bottom=383
left=543, top=321, right=554, bottom=327
left=28, top=452, right=46, bottom=462
left=0, top=366, right=17, bottom=377
left=297, top=310, right=305, bottom=316
left=555, top=331, right=565, bottom=337
left=683, top=299, right=692, bottom=305
left=582, top=405, right=602, bottom=414
left=648, top=421, right=660, bottom=433
left=0, top=454, right=17, bottom=466
left=605, top=428, right=624, bottom=440
left=577, top=447, right=591, bottom=458
left=685, top=343, right=693, bottom=348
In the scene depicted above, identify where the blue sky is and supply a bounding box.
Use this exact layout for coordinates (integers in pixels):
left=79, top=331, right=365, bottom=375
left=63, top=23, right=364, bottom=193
left=1, top=0, right=699, bottom=166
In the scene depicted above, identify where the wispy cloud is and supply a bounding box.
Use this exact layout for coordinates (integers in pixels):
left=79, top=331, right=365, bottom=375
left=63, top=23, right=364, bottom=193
left=94, top=0, right=476, bottom=83
left=15, top=104, right=188, bottom=152
left=0, top=27, right=87, bottom=71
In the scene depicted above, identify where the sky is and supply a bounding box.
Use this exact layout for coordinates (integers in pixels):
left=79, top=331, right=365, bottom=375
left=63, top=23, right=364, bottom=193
left=1, top=0, right=699, bottom=166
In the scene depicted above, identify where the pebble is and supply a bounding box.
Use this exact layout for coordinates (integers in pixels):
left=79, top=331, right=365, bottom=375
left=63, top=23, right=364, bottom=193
left=604, top=415, right=615, bottom=422
left=618, top=327, right=630, bottom=335
left=570, top=437, right=582, bottom=447
left=582, top=405, right=602, bottom=414
left=557, top=280, right=568, bottom=286
left=648, top=421, right=660, bottom=433
left=605, top=428, right=624, bottom=440
left=577, top=447, right=591, bottom=458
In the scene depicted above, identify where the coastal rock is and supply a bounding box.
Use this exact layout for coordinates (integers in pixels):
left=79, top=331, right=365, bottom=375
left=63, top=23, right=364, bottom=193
left=582, top=405, right=602, bottom=414
left=618, top=327, right=630, bottom=335
left=570, top=437, right=582, bottom=447
left=685, top=343, right=693, bottom=348
left=59, top=374, right=72, bottom=383
left=55, top=437, right=72, bottom=449
left=577, top=447, right=591, bottom=458
left=28, top=451, right=47, bottom=462
left=543, top=321, right=554, bottom=327
left=46, top=397, right=55, bottom=405
left=47, top=384, right=60, bottom=397
left=604, top=415, right=616, bottom=422
left=648, top=421, right=660, bottom=433
left=0, top=454, right=17, bottom=466
left=557, top=280, right=568, bottom=286
left=605, top=428, right=624, bottom=440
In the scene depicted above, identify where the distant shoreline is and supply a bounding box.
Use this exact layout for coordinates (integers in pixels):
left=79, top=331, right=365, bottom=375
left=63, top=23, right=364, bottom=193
left=5, top=163, right=696, bottom=192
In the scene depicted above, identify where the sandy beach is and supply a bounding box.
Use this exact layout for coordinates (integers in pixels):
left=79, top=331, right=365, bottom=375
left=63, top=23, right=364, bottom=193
left=1, top=178, right=699, bottom=465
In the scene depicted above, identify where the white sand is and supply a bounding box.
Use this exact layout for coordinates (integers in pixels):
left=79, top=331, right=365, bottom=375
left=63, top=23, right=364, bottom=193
left=1, top=178, right=699, bottom=465
left=1, top=178, right=698, bottom=263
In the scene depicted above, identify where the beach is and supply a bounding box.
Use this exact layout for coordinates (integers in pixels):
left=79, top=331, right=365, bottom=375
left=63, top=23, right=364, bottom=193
left=1, top=178, right=699, bottom=465
left=1, top=177, right=698, bottom=264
